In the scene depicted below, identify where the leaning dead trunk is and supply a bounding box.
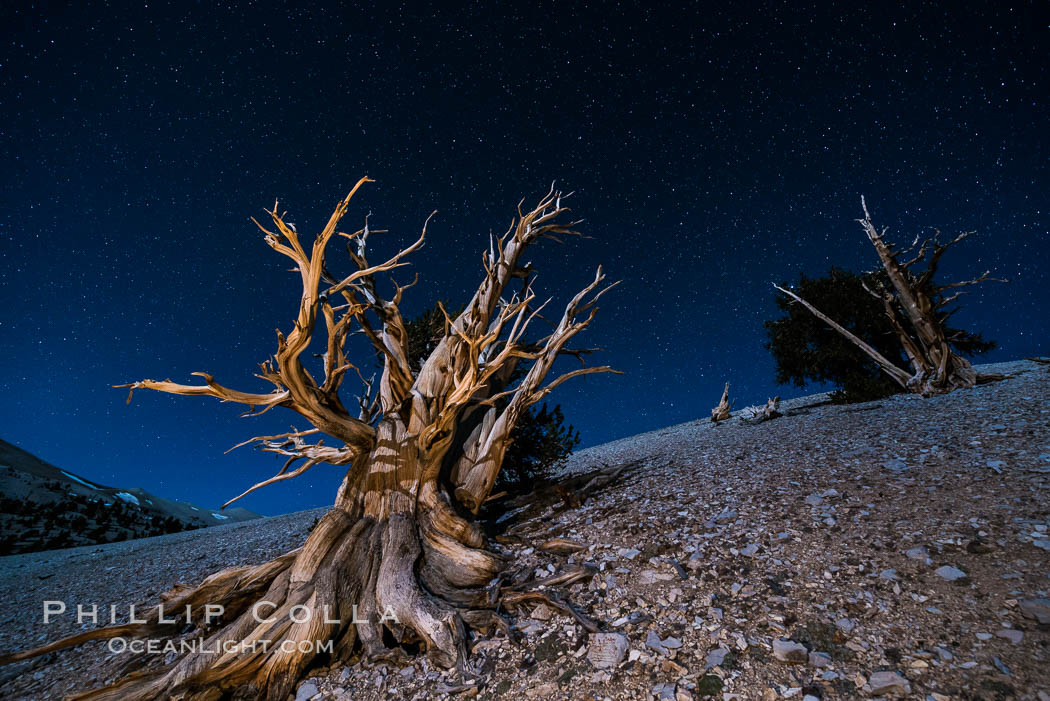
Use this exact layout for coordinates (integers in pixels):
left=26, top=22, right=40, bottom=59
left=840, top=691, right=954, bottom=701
left=775, top=197, right=1004, bottom=396
left=0, top=180, right=617, bottom=700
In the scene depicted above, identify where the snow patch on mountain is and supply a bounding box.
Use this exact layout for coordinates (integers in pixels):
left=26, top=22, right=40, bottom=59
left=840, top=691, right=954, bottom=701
left=61, top=471, right=98, bottom=489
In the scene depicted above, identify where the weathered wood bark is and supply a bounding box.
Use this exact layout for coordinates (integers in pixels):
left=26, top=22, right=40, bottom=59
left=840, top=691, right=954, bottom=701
left=710, top=382, right=732, bottom=422
left=0, top=180, right=616, bottom=699
left=774, top=198, right=1004, bottom=397
left=741, top=396, right=780, bottom=424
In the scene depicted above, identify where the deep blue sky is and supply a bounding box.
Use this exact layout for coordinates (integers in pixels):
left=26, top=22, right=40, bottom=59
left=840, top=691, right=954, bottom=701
left=1, top=2, right=1045, bottom=516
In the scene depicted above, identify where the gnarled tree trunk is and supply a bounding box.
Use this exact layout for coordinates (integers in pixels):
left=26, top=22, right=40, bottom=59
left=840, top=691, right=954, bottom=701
left=0, top=180, right=617, bottom=699
left=775, top=197, right=1004, bottom=397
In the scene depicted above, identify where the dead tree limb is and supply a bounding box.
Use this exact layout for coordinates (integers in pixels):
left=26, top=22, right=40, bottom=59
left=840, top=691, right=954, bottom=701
left=1, top=180, right=618, bottom=701
left=774, top=198, right=1005, bottom=396
left=741, top=396, right=781, bottom=424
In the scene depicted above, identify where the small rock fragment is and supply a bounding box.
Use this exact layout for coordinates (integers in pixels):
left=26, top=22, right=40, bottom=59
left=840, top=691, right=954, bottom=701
left=295, top=681, right=319, bottom=701
left=883, top=458, right=909, bottom=473
left=995, top=629, right=1024, bottom=645
left=835, top=617, right=856, bottom=635
left=526, top=682, right=558, bottom=698
left=772, top=638, right=808, bottom=664
left=706, top=646, right=729, bottom=669
left=905, top=546, right=930, bottom=561
left=587, top=632, right=629, bottom=669
left=714, top=509, right=737, bottom=524
left=652, top=682, right=676, bottom=700
left=660, top=658, right=686, bottom=675
left=639, top=569, right=674, bottom=585
left=1020, top=598, right=1050, bottom=624
left=934, top=565, right=967, bottom=581
left=739, top=543, right=760, bottom=557
left=867, top=670, right=911, bottom=696
left=809, top=651, right=832, bottom=667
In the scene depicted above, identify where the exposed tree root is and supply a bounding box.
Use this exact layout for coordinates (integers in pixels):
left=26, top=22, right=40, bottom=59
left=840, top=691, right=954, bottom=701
left=2, top=492, right=600, bottom=700
left=0, top=182, right=618, bottom=699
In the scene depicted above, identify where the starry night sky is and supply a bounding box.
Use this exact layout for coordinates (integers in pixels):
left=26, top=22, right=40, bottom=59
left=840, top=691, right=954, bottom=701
left=1, top=2, right=1046, bottom=517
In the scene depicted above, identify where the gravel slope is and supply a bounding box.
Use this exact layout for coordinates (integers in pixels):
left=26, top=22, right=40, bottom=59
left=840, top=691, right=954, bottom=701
left=0, top=508, right=327, bottom=698
left=1, top=359, right=1047, bottom=700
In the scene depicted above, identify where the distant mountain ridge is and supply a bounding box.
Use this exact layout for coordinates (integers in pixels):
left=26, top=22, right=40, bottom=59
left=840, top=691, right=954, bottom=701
left=0, top=438, right=262, bottom=555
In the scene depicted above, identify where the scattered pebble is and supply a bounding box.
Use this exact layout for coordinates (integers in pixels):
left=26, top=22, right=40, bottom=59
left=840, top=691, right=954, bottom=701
left=867, top=670, right=911, bottom=696
left=934, top=565, right=967, bottom=581
left=6, top=359, right=1049, bottom=701
left=1020, top=598, right=1050, bottom=625
left=996, top=629, right=1024, bottom=645
left=772, top=639, right=808, bottom=664
left=587, top=633, right=629, bottom=669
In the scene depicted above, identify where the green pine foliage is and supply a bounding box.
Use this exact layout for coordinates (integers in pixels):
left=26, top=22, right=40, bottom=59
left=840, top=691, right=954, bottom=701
left=499, top=403, right=580, bottom=491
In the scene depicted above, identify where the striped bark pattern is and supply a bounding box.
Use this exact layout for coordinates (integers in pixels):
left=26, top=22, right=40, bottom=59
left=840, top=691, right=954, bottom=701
left=0, top=180, right=616, bottom=699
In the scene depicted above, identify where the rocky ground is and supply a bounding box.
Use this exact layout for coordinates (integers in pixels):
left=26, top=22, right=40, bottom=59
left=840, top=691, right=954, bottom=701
left=1, top=359, right=1048, bottom=700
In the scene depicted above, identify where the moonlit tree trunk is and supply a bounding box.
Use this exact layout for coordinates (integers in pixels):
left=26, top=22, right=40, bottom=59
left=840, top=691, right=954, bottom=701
left=0, top=179, right=616, bottom=700
left=710, top=382, right=732, bottom=422
left=775, top=197, right=1004, bottom=397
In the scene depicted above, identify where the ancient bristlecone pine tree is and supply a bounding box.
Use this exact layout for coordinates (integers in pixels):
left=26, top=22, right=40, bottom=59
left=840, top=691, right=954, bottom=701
left=0, top=179, right=617, bottom=699
left=774, top=198, right=1004, bottom=396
